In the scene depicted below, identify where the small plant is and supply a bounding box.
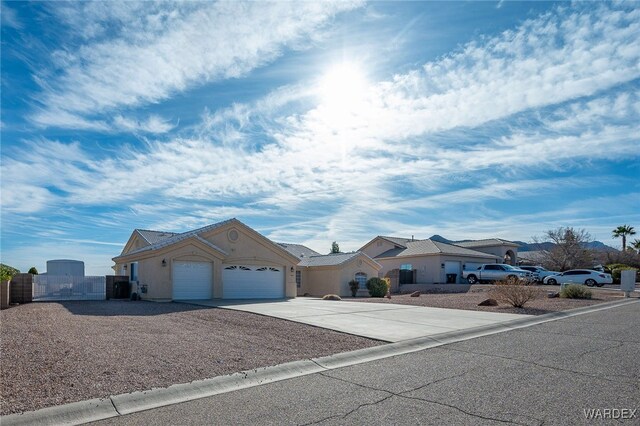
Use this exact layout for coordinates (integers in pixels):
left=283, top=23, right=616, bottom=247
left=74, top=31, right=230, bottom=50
left=489, top=280, right=540, bottom=308
left=348, top=279, right=359, bottom=297
left=322, top=294, right=342, bottom=300
left=560, top=284, right=592, bottom=299
left=0, top=263, right=19, bottom=282
left=366, top=277, right=388, bottom=298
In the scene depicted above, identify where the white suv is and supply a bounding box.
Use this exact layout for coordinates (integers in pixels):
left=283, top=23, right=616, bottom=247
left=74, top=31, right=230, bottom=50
left=518, top=266, right=560, bottom=283
left=543, top=269, right=613, bottom=287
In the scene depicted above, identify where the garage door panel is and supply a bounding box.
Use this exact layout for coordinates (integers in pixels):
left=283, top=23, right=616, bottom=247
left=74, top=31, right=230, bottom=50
left=173, top=261, right=213, bottom=300
left=223, top=265, right=284, bottom=299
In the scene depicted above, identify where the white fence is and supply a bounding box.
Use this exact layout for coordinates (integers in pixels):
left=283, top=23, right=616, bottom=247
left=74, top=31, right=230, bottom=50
left=33, top=275, right=106, bottom=301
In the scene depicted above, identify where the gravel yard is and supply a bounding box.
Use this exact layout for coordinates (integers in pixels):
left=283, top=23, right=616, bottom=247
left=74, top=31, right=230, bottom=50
left=349, top=285, right=638, bottom=315
left=0, top=300, right=381, bottom=415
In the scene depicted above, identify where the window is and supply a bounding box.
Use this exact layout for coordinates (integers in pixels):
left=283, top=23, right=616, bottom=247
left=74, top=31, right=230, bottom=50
left=130, top=262, right=138, bottom=282
left=296, top=270, right=301, bottom=288
left=355, top=272, right=367, bottom=289
left=485, top=265, right=499, bottom=270
left=400, top=264, right=412, bottom=270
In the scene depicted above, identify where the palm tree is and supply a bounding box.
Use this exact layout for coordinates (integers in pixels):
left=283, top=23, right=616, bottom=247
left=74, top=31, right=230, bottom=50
left=612, top=225, right=636, bottom=251
left=632, top=239, right=640, bottom=254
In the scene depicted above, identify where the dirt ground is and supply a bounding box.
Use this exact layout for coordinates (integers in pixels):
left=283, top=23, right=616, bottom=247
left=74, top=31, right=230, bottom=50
left=0, top=300, right=380, bottom=415
left=349, top=285, right=638, bottom=315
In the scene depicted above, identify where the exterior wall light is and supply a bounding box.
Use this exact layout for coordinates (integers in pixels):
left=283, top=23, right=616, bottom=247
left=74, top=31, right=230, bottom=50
left=162, top=259, right=167, bottom=267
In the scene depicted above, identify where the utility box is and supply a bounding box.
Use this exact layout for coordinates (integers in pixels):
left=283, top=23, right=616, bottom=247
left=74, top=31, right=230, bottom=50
left=620, top=270, right=636, bottom=297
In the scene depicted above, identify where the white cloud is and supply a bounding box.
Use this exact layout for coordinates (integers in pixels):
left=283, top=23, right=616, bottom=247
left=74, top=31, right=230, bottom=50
left=113, top=114, right=176, bottom=134
left=1, top=1, right=22, bottom=29
left=31, top=1, right=363, bottom=128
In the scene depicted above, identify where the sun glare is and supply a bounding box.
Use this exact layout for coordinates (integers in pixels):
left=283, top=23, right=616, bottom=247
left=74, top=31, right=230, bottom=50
left=317, top=62, right=368, bottom=110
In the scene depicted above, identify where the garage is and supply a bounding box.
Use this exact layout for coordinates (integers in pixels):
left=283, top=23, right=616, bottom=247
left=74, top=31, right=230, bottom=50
left=223, top=265, right=285, bottom=299
left=172, top=261, right=213, bottom=300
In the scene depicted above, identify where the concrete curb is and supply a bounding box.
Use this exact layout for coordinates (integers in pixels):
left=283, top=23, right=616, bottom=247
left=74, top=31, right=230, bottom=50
left=3, top=298, right=637, bottom=425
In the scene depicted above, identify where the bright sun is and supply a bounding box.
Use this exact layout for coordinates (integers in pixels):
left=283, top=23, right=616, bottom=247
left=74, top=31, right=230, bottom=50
left=317, top=62, right=368, bottom=110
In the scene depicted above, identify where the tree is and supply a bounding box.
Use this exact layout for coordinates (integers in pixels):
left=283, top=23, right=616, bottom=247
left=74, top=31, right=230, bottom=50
left=330, top=241, right=340, bottom=253
left=0, top=263, right=20, bottom=281
left=28, top=267, right=39, bottom=275
left=612, top=225, right=636, bottom=251
left=632, top=239, right=640, bottom=254
left=533, top=227, right=595, bottom=271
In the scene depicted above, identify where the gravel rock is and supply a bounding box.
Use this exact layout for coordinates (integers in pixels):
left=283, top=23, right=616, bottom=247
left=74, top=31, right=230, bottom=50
left=410, top=291, right=421, bottom=297
left=477, top=298, right=498, bottom=306
left=0, top=301, right=379, bottom=415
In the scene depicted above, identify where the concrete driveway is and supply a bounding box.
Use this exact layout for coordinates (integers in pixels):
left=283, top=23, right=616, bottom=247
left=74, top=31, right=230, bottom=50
left=183, top=298, right=530, bottom=342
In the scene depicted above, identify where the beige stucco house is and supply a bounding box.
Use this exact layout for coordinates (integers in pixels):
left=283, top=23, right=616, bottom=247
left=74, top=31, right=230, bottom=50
left=359, top=236, right=501, bottom=289
left=113, top=218, right=382, bottom=301
left=278, top=243, right=381, bottom=298
left=455, top=239, right=519, bottom=265
left=113, top=219, right=301, bottom=301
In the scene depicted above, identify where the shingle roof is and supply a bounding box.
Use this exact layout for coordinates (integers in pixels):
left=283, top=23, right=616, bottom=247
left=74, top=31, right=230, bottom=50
left=136, top=229, right=178, bottom=245
left=376, top=239, right=500, bottom=259
left=277, top=243, right=321, bottom=259
left=379, top=236, right=413, bottom=247
left=298, top=252, right=362, bottom=267
left=455, top=238, right=520, bottom=248
left=116, top=219, right=235, bottom=259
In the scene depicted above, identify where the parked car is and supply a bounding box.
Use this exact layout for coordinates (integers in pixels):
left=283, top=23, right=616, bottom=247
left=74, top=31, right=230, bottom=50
left=518, top=265, right=560, bottom=283
left=462, top=264, right=534, bottom=284
left=542, top=269, right=613, bottom=287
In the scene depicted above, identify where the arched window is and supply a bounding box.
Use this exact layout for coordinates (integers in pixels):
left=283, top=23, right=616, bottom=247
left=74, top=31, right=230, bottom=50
left=355, top=272, right=367, bottom=289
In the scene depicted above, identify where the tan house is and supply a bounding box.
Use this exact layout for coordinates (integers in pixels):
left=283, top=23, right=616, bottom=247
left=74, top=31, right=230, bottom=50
left=278, top=244, right=381, bottom=298
left=112, top=219, right=301, bottom=301
left=455, top=239, right=519, bottom=265
left=359, top=236, right=501, bottom=289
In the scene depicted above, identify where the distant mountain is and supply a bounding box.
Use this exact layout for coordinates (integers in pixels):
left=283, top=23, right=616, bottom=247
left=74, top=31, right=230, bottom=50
left=429, top=236, right=617, bottom=252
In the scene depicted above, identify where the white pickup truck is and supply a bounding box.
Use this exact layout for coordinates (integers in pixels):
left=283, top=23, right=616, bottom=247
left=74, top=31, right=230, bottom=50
left=462, top=264, right=534, bottom=284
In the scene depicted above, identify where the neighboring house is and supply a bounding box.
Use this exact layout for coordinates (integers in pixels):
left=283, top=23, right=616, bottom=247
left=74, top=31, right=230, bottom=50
left=112, top=219, right=301, bottom=301
left=278, top=243, right=381, bottom=298
left=359, top=236, right=501, bottom=288
left=517, top=250, right=548, bottom=266
left=454, top=239, right=520, bottom=265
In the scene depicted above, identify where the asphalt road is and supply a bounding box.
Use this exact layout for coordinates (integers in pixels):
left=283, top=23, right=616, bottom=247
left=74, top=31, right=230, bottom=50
left=92, top=302, right=640, bottom=425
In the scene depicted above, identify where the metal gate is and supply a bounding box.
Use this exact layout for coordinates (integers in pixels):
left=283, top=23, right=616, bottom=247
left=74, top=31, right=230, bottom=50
left=33, top=275, right=106, bottom=301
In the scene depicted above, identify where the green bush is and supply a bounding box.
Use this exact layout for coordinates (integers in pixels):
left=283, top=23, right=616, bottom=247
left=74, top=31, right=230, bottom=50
left=0, top=263, right=20, bottom=282
left=560, top=284, right=592, bottom=299
left=348, top=279, right=359, bottom=297
left=366, top=277, right=388, bottom=298
left=606, top=264, right=638, bottom=284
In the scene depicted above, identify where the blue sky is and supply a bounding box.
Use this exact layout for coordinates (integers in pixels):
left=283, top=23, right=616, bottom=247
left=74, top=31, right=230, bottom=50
left=1, top=1, right=639, bottom=275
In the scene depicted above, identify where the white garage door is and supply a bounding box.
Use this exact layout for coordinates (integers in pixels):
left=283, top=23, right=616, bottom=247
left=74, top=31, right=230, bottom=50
left=223, top=265, right=285, bottom=299
left=172, top=261, right=213, bottom=300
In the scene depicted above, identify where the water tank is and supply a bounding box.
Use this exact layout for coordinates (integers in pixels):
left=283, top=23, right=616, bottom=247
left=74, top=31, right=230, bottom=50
left=46, top=260, right=85, bottom=276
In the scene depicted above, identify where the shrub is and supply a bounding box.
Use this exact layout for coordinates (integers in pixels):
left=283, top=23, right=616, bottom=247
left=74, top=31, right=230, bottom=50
left=366, top=277, right=388, bottom=298
left=606, top=264, right=638, bottom=284
left=322, top=294, right=342, bottom=300
left=560, top=284, right=592, bottom=299
left=28, top=267, right=38, bottom=275
left=348, top=279, right=359, bottom=297
left=489, top=280, right=540, bottom=308
left=0, top=263, right=19, bottom=282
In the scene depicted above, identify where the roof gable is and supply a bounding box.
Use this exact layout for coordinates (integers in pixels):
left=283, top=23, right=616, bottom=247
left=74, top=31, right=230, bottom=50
left=375, top=239, right=501, bottom=259
left=277, top=243, right=321, bottom=259
left=299, top=251, right=381, bottom=269
left=455, top=238, right=520, bottom=248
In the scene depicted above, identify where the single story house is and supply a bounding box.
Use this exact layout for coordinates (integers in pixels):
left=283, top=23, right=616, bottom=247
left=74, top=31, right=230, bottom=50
left=454, top=238, right=520, bottom=265
left=278, top=243, right=381, bottom=298
left=113, top=219, right=302, bottom=301
left=359, top=236, right=502, bottom=288
left=113, top=218, right=381, bottom=301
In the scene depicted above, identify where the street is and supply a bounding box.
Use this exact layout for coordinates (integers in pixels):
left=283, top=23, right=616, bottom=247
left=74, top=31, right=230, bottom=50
left=91, top=301, right=639, bottom=425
